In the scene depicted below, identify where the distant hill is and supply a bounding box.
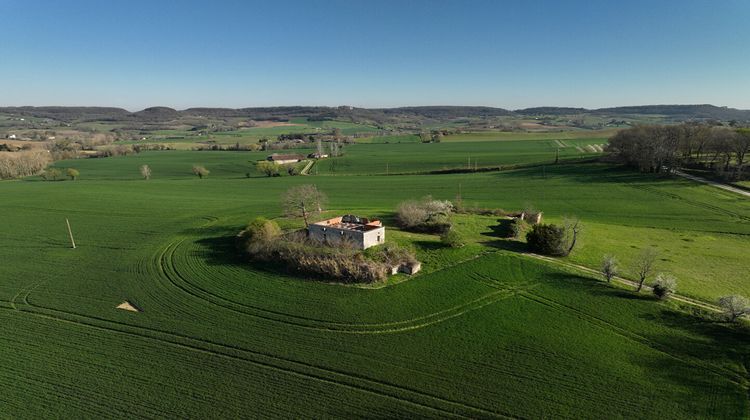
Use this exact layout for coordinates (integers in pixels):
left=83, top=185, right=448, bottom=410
left=590, top=104, right=750, bottom=120
left=1, top=104, right=748, bottom=124
left=515, top=107, right=588, bottom=115
left=0, top=106, right=130, bottom=122
left=515, top=104, right=750, bottom=121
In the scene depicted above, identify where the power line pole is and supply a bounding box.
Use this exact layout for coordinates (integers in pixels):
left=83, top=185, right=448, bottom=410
left=65, top=218, right=76, bottom=249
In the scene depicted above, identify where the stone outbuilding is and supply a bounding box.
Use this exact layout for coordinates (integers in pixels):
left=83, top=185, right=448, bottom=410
left=267, top=153, right=305, bottom=165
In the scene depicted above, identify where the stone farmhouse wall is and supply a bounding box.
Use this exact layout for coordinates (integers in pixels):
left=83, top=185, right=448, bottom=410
left=308, top=224, right=385, bottom=250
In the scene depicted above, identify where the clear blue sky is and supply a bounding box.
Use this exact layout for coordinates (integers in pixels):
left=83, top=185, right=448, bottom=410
left=1, top=0, right=749, bottom=110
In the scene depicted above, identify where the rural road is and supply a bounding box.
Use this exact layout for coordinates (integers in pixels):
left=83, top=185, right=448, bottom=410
left=674, top=170, right=750, bottom=198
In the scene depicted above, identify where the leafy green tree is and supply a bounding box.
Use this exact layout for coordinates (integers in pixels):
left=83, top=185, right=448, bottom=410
left=66, top=168, right=79, bottom=180
left=256, top=161, right=280, bottom=177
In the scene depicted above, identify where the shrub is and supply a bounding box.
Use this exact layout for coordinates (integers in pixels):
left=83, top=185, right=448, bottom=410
left=66, top=168, right=79, bottom=180
left=509, top=218, right=528, bottom=239
left=237, top=217, right=281, bottom=253
left=257, top=161, right=281, bottom=177
left=526, top=223, right=566, bottom=256
left=652, top=273, right=677, bottom=300
left=440, top=229, right=465, bottom=248
left=718, top=295, right=750, bottom=323
left=192, top=165, right=209, bottom=179
left=42, top=167, right=62, bottom=181
left=395, top=196, right=453, bottom=233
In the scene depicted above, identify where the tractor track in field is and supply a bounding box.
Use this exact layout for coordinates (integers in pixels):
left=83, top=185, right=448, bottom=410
left=0, top=304, right=514, bottom=419
left=155, top=237, right=518, bottom=334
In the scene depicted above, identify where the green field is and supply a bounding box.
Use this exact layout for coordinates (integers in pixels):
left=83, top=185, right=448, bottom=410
left=1, top=145, right=749, bottom=417
left=315, top=139, right=604, bottom=175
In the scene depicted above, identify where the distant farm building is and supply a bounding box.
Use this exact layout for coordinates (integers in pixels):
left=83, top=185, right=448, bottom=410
left=308, top=215, right=385, bottom=250
left=267, top=153, right=305, bottom=165
left=307, top=152, right=328, bottom=159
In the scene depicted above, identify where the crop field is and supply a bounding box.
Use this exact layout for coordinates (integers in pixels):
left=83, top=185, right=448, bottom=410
left=1, top=145, right=749, bottom=417
left=314, top=138, right=605, bottom=175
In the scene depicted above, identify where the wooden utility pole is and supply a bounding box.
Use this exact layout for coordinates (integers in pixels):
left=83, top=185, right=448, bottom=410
left=65, top=218, right=76, bottom=249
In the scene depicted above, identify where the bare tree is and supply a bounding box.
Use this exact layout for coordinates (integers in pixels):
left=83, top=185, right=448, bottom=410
left=633, top=247, right=659, bottom=292
left=316, top=138, right=324, bottom=156
left=562, top=217, right=582, bottom=255
left=140, top=164, right=152, bottom=180
left=601, top=255, right=618, bottom=283
left=281, top=184, right=328, bottom=228
left=718, top=295, right=750, bottom=323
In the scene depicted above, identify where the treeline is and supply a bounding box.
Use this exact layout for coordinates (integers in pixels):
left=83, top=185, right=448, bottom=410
left=606, top=124, right=750, bottom=178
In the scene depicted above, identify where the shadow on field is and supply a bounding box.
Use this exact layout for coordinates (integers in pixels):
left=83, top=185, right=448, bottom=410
left=589, top=287, right=657, bottom=301
left=634, top=310, right=750, bottom=408
left=191, top=231, right=309, bottom=280
left=493, top=162, right=676, bottom=185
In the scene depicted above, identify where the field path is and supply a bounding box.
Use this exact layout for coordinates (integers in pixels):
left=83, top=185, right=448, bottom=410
left=521, top=253, right=723, bottom=314
left=300, top=160, right=315, bottom=175
left=674, top=170, right=750, bottom=198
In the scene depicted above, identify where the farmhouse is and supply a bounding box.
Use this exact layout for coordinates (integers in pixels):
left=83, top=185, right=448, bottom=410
left=267, top=153, right=305, bottom=165
left=307, top=152, right=328, bottom=159
left=308, top=215, right=385, bottom=250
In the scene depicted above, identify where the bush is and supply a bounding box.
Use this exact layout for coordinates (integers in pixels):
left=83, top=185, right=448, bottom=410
left=395, top=196, right=453, bottom=233
left=42, top=167, right=62, bottom=181
left=509, top=218, right=528, bottom=239
left=440, top=229, right=465, bottom=248
left=192, top=165, right=209, bottom=179
left=526, top=223, right=566, bottom=256
left=237, top=217, right=281, bottom=253
left=66, top=168, right=79, bottom=180
left=257, top=161, right=281, bottom=177
left=652, top=273, right=677, bottom=300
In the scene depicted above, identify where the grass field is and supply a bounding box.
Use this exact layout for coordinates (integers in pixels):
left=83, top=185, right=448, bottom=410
left=1, top=146, right=748, bottom=417
left=315, top=139, right=605, bottom=175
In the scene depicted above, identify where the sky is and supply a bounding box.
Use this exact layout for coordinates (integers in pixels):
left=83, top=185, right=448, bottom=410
left=0, top=0, right=749, bottom=110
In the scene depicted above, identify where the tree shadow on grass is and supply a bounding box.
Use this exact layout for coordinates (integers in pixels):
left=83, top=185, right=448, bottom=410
left=633, top=310, right=750, bottom=415
left=411, top=240, right=444, bottom=252
left=540, top=269, right=749, bottom=412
